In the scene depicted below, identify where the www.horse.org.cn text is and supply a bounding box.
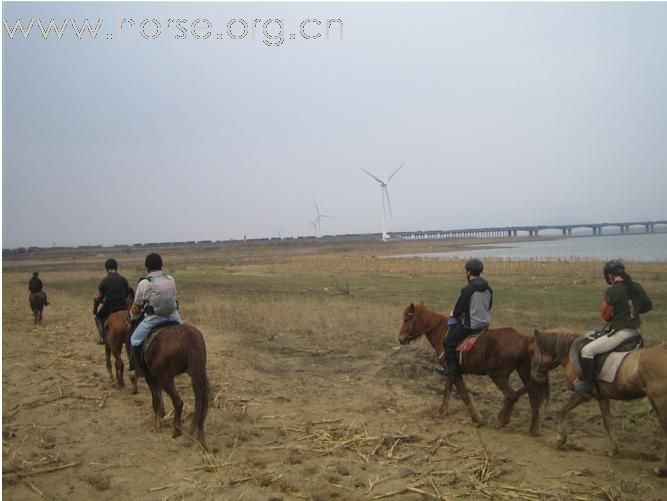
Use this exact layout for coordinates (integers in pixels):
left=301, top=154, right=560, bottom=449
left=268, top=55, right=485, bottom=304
left=2, top=17, right=345, bottom=46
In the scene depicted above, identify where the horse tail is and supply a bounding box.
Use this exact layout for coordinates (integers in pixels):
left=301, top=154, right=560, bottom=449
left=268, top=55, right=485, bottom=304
left=188, top=329, right=210, bottom=439
left=542, top=372, right=551, bottom=413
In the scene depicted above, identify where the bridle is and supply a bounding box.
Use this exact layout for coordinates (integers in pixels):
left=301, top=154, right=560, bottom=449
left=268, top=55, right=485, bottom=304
left=533, top=344, right=560, bottom=377
left=401, top=313, right=424, bottom=343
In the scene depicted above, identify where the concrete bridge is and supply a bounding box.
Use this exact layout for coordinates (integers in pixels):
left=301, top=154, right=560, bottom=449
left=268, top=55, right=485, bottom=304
left=396, top=220, right=667, bottom=241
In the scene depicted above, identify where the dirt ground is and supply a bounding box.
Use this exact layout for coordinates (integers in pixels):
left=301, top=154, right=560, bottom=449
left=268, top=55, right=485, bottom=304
left=3, top=253, right=666, bottom=500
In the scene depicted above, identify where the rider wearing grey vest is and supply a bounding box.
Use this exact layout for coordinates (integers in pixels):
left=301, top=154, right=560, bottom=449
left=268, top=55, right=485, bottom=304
left=129, top=253, right=182, bottom=377
left=443, top=258, right=493, bottom=381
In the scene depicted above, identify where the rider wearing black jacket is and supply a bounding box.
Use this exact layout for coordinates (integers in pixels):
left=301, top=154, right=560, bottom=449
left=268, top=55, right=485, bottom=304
left=93, top=259, right=131, bottom=344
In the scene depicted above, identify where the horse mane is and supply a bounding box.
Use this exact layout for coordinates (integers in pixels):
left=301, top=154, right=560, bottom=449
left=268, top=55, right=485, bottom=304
left=535, top=329, right=581, bottom=357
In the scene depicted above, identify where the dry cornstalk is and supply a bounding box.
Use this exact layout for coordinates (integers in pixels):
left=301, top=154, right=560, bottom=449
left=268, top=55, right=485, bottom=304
left=24, top=479, right=50, bottom=500
left=148, top=484, right=174, bottom=492
left=13, top=461, right=80, bottom=478
left=97, top=391, right=110, bottom=409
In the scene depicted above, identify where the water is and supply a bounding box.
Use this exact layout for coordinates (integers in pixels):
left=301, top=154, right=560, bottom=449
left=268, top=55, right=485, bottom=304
left=397, top=232, right=667, bottom=261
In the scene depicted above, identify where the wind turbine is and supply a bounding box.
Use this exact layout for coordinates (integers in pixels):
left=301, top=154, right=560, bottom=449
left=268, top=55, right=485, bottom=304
left=361, top=163, right=404, bottom=241
left=313, top=200, right=334, bottom=238
left=307, top=219, right=318, bottom=237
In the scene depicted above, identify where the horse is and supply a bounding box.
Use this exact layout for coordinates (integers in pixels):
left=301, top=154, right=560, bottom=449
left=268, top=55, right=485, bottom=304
left=29, top=291, right=47, bottom=324
left=103, top=309, right=137, bottom=393
left=140, top=323, right=210, bottom=452
left=398, top=303, right=548, bottom=435
left=530, top=329, right=667, bottom=477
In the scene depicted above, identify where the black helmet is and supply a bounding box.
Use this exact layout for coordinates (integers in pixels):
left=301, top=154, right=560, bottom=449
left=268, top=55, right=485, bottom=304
left=104, top=258, right=118, bottom=271
left=603, top=259, right=625, bottom=284
left=465, top=258, right=484, bottom=275
left=145, top=253, right=163, bottom=271
left=32, top=271, right=39, bottom=277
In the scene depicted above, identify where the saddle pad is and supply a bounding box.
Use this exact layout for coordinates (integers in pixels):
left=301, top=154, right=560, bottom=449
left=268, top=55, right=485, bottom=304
left=457, top=335, right=480, bottom=353
left=598, top=351, right=633, bottom=383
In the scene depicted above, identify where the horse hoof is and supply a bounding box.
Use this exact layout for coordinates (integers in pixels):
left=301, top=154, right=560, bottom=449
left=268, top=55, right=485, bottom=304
left=608, top=449, right=620, bottom=458
left=173, top=429, right=182, bottom=438
left=556, top=436, right=567, bottom=449
left=653, top=465, right=667, bottom=477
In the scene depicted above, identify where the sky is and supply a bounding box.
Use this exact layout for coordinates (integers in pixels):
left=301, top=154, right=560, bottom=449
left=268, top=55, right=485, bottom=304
left=3, top=2, right=667, bottom=248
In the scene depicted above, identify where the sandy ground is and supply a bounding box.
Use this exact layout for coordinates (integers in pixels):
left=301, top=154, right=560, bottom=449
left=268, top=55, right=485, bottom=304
left=3, top=272, right=666, bottom=500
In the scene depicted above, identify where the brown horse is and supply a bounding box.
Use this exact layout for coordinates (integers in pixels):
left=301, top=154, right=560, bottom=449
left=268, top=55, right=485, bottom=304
left=103, top=310, right=137, bottom=393
left=399, top=303, right=547, bottom=435
left=29, top=291, right=47, bottom=324
left=141, top=324, right=210, bottom=451
left=530, top=329, right=667, bottom=477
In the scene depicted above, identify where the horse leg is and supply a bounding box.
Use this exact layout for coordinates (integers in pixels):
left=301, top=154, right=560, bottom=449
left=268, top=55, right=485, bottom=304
left=145, top=373, right=164, bottom=433
left=556, top=392, right=588, bottom=448
left=104, top=344, right=114, bottom=384
left=647, top=394, right=667, bottom=477
left=597, top=399, right=619, bottom=457
left=114, top=350, right=125, bottom=387
left=160, top=377, right=184, bottom=438
left=454, top=377, right=483, bottom=425
left=439, top=379, right=455, bottom=416
left=518, top=365, right=545, bottom=436
left=489, top=373, right=517, bottom=429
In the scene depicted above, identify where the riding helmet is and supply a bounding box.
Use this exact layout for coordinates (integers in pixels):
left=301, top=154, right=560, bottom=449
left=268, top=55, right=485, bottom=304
left=104, top=258, right=118, bottom=271
left=465, top=258, right=484, bottom=275
left=32, top=271, right=39, bottom=277
left=145, top=253, right=163, bottom=271
left=603, top=259, right=625, bottom=284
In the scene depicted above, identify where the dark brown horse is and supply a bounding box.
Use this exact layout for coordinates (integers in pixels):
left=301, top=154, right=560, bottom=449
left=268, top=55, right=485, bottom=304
left=141, top=324, right=210, bottom=451
left=399, top=303, right=548, bottom=435
left=29, top=291, right=47, bottom=324
left=530, top=329, right=667, bottom=477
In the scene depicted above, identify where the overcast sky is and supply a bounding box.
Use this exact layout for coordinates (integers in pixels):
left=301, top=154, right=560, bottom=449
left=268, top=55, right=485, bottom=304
left=3, top=2, right=667, bottom=247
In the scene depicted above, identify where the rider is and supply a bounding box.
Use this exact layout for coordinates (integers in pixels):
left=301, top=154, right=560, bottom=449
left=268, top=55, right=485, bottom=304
left=28, top=271, right=49, bottom=305
left=573, top=260, right=653, bottom=398
left=443, top=258, right=493, bottom=382
left=93, top=258, right=131, bottom=345
left=129, top=253, right=182, bottom=377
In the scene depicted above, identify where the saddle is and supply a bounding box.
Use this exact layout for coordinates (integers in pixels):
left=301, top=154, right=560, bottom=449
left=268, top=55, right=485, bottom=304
left=569, top=332, right=643, bottom=383
left=454, top=330, right=487, bottom=365
left=142, top=321, right=182, bottom=353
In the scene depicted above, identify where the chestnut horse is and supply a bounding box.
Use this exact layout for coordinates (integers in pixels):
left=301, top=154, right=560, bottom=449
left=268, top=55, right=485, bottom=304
left=104, top=309, right=137, bottom=393
left=530, top=329, right=667, bottom=477
left=29, top=292, right=47, bottom=324
left=399, top=303, right=548, bottom=435
left=140, top=323, right=210, bottom=451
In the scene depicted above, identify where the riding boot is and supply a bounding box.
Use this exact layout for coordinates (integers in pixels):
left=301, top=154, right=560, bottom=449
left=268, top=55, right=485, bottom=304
left=573, top=357, right=595, bottom=398
left=94, top=317, right=105, bottom=345
left=130, top=345, right=145, bottom=378
left=445, top=348, right=460, bottom=384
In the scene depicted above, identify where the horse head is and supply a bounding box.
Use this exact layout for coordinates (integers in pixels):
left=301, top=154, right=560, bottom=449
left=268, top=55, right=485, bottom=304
left=529, top=329, right=569, bottom=383
left=398, top=303, right=432, bottom=345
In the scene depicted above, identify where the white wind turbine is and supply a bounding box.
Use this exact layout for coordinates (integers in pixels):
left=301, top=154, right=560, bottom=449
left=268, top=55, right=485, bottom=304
left=313, top=200, right=334, bottom=238
left=361, top=163, right=404, bottom=241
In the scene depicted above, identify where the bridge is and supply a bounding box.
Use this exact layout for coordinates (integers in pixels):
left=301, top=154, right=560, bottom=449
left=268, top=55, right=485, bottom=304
left=395, top=220, right=667, bottom=241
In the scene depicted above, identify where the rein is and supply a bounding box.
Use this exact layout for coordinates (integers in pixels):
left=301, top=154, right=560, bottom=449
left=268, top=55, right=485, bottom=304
left=534, top=344, right=561, bottom=375
left=404, top=314, right=447, bottom=358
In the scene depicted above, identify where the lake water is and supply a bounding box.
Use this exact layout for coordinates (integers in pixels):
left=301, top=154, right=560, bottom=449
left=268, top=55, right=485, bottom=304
left=396, top=232, right=667, bottom=261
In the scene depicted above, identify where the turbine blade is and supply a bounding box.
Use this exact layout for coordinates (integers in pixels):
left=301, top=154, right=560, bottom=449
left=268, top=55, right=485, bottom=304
left=384, top=187, right=393, bottom=218
left=386, top=163, right=404, bottom=183
left=361, top=168, right=384, bottom=184
left=313, top=199, right=320, bottom=215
